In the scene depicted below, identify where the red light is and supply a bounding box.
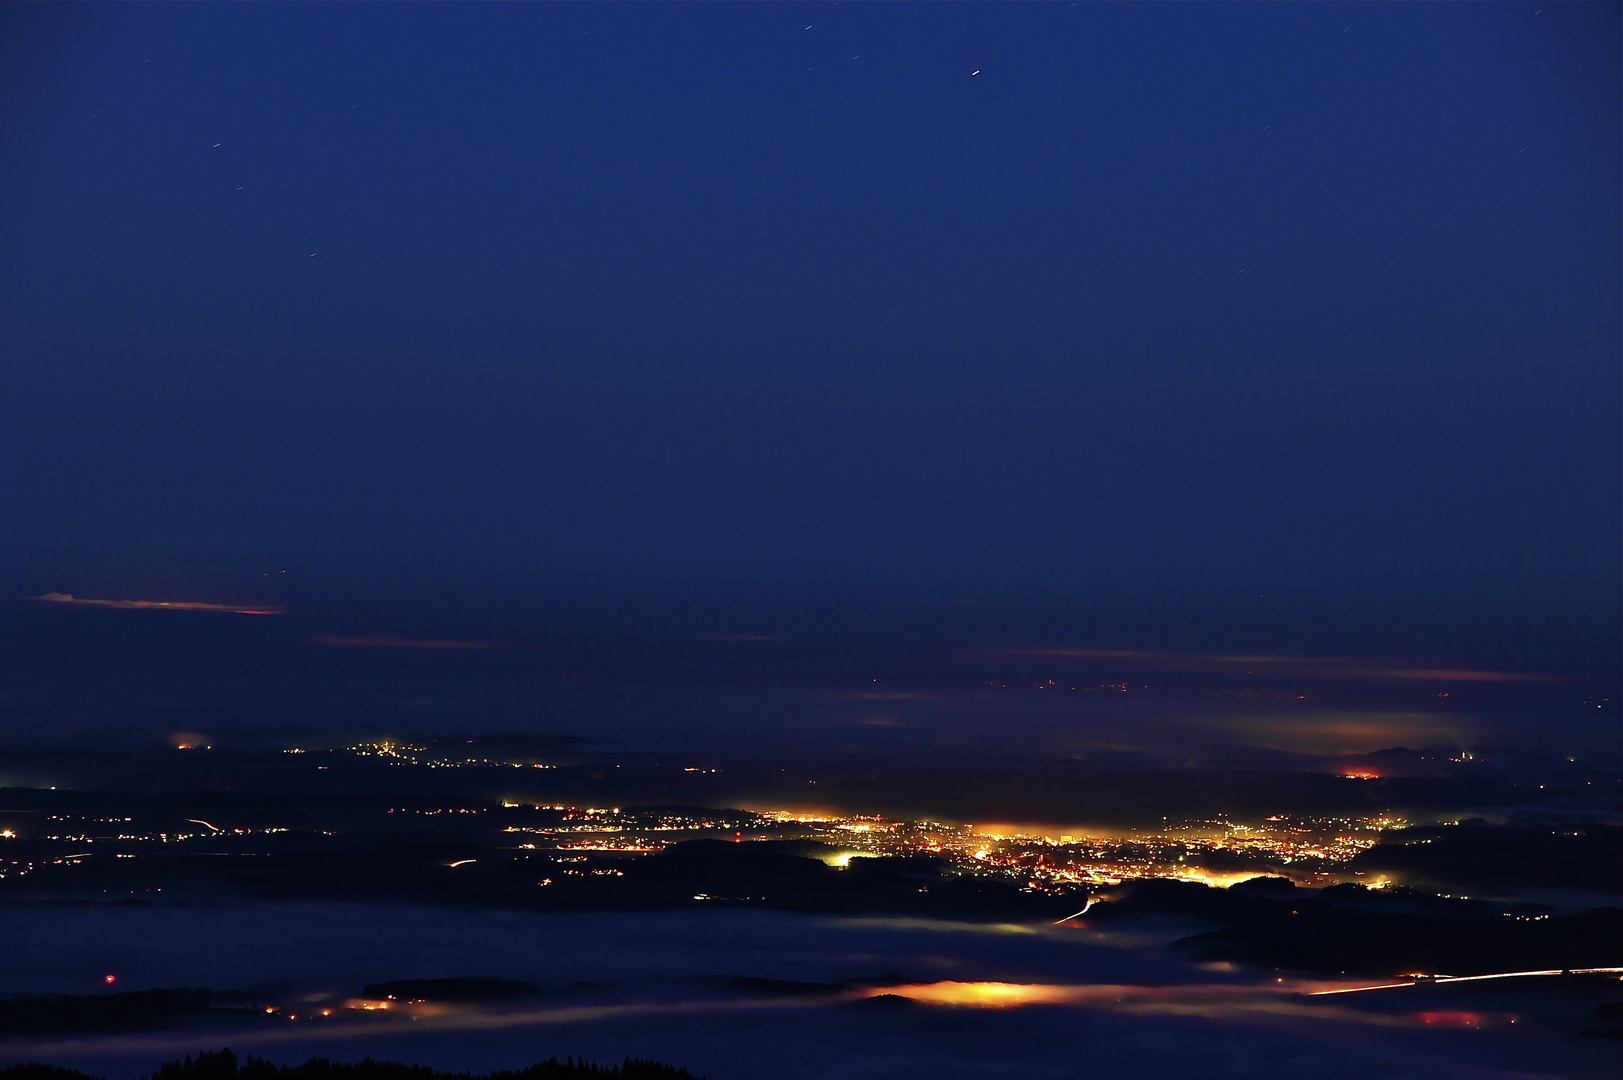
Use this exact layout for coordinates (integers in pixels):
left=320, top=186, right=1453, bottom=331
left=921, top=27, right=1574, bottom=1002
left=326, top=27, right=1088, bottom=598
left=1414, top=1011, right=1483, bottom=1027
left=104, top=975, right=116, bottom=984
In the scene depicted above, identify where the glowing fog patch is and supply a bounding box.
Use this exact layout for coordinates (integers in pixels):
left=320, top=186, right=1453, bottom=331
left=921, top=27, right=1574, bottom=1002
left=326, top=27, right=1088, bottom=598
left=858, top=978, right=1522, bottom=1030
left=864, top=982, right=1092, bottom=1007
left=816, top=850, right=869, bottom=868
left=836, top=916, right=1040, bottom=936
left=1415, top=1011, right=1486, bottom=1027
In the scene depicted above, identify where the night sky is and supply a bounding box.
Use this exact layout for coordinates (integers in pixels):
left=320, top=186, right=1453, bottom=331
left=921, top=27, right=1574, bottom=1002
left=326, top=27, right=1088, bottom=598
left=2, top=2, right=1618, bottom=621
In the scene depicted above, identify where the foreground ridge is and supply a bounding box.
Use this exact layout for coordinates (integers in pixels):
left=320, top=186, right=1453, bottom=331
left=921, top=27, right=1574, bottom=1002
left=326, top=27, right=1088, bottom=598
left=0, top=1049, right=704, bottom=1080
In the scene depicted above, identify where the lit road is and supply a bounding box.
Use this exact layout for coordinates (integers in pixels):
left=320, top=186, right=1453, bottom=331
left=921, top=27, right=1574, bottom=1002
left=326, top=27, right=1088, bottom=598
left=1309, top=967, right=1623, bottom=995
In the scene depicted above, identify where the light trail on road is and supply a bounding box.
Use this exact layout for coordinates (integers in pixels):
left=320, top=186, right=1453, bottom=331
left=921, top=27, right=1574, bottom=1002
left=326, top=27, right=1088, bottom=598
left=1309, top=967, right=1623, bottom=995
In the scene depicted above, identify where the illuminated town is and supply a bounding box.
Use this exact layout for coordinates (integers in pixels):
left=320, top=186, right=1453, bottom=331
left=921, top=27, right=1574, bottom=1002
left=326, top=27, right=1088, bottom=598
left=485, top=804, right=1405, bottom=891
left=0, top=739, right=1407, bottom=892
left=335, top=740, right=1407, bottom=889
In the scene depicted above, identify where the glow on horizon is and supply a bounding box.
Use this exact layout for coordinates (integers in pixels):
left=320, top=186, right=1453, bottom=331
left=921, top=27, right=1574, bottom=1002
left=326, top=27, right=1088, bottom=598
left=980, top=646, right=1556, bottom=684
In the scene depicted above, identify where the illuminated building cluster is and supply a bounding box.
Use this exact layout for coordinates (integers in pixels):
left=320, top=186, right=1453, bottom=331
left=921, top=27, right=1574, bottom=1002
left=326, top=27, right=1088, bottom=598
left=338, top=742, right=557, bottom=770
left=945, top=814, right=1404, bottom=890
left=482, top=805, right=1404, bottom=888
left=0, top=785, right=1406, bottom=892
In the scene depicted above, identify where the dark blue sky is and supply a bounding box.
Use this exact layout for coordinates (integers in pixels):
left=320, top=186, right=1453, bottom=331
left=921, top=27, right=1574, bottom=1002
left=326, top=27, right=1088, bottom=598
left=2, top=2, right=1618, bottom=613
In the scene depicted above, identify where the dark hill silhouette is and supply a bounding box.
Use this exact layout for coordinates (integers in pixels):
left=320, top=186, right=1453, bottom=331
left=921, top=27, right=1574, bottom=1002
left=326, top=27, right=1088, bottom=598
left=1, top=1049, right=701, bottom=1080
left=1349, top=822, right=1623, bottom=893
left=0, top=989, right=216, bottom=1035
left=1088, top=877, right=1623, bottom=976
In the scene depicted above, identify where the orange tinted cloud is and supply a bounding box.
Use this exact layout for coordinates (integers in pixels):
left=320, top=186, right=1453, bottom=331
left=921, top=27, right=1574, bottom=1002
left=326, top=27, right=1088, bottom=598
left=34, top=592, right=281, bottom=615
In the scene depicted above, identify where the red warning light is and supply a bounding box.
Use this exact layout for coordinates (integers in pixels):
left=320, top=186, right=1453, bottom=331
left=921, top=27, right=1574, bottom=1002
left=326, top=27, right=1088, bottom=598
left=104, top=975, right=116, bottom=985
